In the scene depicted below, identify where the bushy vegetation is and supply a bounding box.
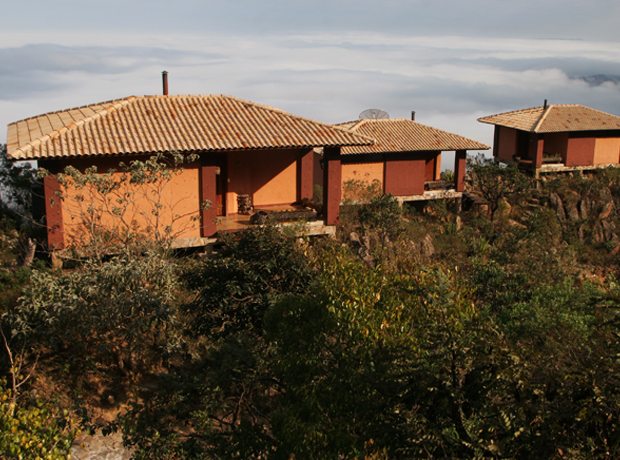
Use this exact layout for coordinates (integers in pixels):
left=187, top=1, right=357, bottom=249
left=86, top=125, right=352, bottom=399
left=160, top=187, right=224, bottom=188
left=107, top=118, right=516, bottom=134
left=2, top=150, right=620, bottom=459
left=0, top=381, right=79, bottom=460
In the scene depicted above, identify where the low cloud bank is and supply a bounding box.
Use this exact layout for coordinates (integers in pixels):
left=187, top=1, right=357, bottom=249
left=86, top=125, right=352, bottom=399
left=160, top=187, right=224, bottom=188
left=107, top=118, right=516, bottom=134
left=1, top=34, right=619, bottom=146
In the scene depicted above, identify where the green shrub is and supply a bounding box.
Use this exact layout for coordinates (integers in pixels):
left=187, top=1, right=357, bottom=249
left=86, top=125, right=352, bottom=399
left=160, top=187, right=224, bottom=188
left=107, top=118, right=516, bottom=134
left=0, top=382, right=78, bottom=460
left=7, top=253, right=182, bottom=386
left=357, top=193, right=404, bottom=241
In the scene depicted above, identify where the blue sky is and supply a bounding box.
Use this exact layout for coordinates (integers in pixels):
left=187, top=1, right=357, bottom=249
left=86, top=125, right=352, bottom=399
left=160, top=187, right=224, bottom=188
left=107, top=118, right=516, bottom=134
left=2, top=0, right=620, bottom=152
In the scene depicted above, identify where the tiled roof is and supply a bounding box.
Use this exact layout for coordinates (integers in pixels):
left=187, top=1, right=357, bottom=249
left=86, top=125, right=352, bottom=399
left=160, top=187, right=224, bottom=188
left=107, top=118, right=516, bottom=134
left=478, top=104, right=620, bottom=133
left=7, top=95, right=373, bottom=160
left=337, top=119, right=489, bottom=154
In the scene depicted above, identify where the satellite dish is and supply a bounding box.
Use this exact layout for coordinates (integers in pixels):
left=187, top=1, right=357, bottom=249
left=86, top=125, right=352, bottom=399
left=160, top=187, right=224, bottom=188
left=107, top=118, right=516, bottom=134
left=359, top=108, right=389, bottom=120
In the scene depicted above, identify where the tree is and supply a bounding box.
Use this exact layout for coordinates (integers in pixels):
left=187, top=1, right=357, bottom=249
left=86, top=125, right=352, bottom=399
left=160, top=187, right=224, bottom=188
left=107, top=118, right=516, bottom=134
left=0, top=144, right=37, bottom=225
left=120, top=226, right=319, bottom=459
left=467, top=155, right=531, bottom=221
left=357, top=193, right=405, bottom=241
left=183, top=225, right=317, bottom=338
left=267, top=246, right=620, bottom=459
left=266, top=246, right=505, bottom=459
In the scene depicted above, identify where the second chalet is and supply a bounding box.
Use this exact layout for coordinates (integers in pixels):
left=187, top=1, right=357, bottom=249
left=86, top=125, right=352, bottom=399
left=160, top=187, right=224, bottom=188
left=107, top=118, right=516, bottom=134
left=479, top=103, right=620, bottom=176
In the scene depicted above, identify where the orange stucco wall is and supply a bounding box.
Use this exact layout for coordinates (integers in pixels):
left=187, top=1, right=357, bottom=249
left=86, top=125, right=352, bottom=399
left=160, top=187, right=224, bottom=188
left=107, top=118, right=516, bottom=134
left=341, top=162, right=384, bottom=187
left=497, top=127, right=517, bottom=162
left=56, top=158, right=201, bottom=248
left=593, top=138, right=620, bottom=165
left=226, top=149, right=303, bottom=214
left=341, top=162, right=384, bottom=199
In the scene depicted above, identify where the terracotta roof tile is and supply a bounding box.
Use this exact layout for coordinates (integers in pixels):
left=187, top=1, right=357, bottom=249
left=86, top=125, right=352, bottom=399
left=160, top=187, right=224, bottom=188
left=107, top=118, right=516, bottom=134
left=478, top=104, right=620, bottom=133
left=337, top=119, right=489, bottom=154
left=7, top=95, right=373, bottom=160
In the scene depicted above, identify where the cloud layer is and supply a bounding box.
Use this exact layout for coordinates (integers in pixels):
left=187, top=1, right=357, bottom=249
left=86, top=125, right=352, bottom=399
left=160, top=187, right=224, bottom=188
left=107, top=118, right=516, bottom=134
left=3, top=32, right=619, bottom=147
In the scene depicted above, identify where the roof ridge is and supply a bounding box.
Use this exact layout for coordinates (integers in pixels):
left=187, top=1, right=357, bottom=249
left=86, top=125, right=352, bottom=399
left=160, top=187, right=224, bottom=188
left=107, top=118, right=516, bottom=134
left=533, top=104, right=552, bottom=132
left=477, top=105, right=544, bottom=122
left=11, top=97, right=139, bottom=158
left=8, top=96, right=138, bottom=125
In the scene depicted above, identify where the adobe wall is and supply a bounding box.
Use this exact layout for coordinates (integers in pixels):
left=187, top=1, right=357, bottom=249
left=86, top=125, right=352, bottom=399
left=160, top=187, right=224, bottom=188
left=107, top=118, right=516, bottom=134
left=566, top=137, right=596, bottom=167
left=425, top=153, right=441, bottom=181
left=593, top=138, right=620, bottom=165
left=384, top=157, right=426, bottom=196
left=341, top=162, right=384, bottom=198
left=43, top=155, right=202, bottom=249
left=226, top=149, right=304, bottom=214
left=340, top=152, right=439, bottom=198
left=497, top=127, right=517, bottom=162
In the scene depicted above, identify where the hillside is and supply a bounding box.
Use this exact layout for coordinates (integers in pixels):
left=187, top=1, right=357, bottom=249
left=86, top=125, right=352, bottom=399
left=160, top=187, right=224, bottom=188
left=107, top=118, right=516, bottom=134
left=1, top=160, right=620, bottom=459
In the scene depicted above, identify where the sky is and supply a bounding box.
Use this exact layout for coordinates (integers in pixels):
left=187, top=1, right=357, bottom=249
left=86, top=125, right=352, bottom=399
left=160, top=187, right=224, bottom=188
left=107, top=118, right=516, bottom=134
left=2, top=0, right=620, bottom=164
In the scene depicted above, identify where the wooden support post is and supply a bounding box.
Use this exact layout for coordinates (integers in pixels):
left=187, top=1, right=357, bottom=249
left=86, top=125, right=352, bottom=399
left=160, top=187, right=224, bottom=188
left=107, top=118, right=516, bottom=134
left=200, top=156, right=218, bottom=237
left=297, top=149, right=314, bottom=201
left=531, top=134, right=544, bottom=171
left=454, top=150, right=467, bottom=192
left=323, top=147, right=342, bottom=226
left=493, top=126, right=500, bottom=159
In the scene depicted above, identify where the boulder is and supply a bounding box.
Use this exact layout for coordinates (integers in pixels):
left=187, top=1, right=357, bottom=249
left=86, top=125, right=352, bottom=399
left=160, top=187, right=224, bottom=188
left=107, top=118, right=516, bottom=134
left=602, top=220, right=616, bottom=241
left=593, top=222, right=605, bottom=243
left=422, top=234, right=435, bottom=257
left=498, top=198, right=512, bottom=218
left=579, top=199, right=589, bottom=220
left=599, top=201, right=615, bottom=220
left=349, top=232, right=361, bottom=248
left=578, top=225, right=586, bottom=243
left=549, top=193, right=566, bottom=221
left=508, top=219, right=527, bottom=230
left=361, top=235, right=372, bottom=251
left=565, top=200, right=580, bottom=221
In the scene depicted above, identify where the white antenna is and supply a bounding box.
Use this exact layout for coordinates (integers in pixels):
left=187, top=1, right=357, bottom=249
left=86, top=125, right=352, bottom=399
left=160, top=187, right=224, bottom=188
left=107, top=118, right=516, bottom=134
left=359, top=108, right=389, bottom=120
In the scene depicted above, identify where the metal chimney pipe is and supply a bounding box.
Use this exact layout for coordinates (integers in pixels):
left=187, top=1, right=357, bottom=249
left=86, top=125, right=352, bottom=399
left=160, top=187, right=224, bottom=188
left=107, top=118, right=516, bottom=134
left=411, top=111, right=416, bottom=121
left=162, top=71, right=169, bottom=96
left=543, top=99, right=548, bottom=109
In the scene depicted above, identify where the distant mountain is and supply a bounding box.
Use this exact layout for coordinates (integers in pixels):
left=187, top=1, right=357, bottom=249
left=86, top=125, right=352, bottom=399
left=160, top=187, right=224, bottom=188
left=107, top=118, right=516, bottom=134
left=578, top=74, right=620, bottom=87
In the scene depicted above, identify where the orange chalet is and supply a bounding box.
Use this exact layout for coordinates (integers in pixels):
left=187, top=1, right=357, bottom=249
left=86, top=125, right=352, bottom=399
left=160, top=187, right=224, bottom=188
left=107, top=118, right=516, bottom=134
left=478, top=103, right=620, bottom=176
left=7, top=94, right=373, bottom=250
left=335, top=117, right=489, bottom=202
left=7, top=91, right=489, bottom=252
